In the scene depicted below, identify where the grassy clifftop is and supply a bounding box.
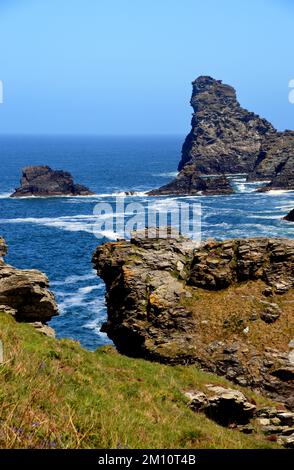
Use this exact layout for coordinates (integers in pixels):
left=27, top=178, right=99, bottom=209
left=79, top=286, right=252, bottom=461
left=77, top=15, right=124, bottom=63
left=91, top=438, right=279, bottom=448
left=0, top=313, right=279, bottom=449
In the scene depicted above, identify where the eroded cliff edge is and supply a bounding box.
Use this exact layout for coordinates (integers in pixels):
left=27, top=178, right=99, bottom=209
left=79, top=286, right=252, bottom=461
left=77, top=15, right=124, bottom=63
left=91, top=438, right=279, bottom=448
left=93, top=233, right=294, bottom=407
left=0, top=236, right=58, bottom=329
left=150, top=76, right=294, bottom=195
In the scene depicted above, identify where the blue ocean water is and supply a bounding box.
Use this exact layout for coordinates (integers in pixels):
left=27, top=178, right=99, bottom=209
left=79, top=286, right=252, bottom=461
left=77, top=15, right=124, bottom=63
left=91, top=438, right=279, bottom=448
left=0, top=135, right=293, bottom=350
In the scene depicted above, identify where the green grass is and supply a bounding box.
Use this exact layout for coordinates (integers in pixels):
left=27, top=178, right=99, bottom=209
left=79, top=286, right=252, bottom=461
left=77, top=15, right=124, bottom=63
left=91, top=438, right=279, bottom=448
left=0, top=313, right=279, bottom=449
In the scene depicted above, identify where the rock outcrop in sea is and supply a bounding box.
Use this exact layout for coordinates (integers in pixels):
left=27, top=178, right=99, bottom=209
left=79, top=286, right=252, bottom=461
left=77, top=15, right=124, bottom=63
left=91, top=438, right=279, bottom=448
left=284, top=209, right=294, bottom=222
left=10, top=165, right=93, bottom=197
left=148, top=165, right=233, bottom=196
left=93, top=232, right=294, bottom=407
left=150, top=76, right=294, bottom=195
left=0, top=236, right=58, bottom=331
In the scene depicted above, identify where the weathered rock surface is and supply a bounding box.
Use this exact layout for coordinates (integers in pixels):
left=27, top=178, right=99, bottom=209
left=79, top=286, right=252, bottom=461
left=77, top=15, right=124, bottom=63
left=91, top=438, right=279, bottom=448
left=148, top=165, right=233, bottom=196
left=185, top=385, right=256, bottom=426
left=184, top=384, right=294, bottom=447
left=250, top=132, right=294, bottom=190
left=256, top=407, right=294, bottom=447
left=188, top=237, right=294, bottom=292
left=284, top=209, right=294, bottom=222
left=10, top=165, right=93, bottom=197
left=28, top=322, right=56, bottom=338
left=93, top=233, right=294, bottom=407
left=149, top=76, right=294, bottom=194
left=179, top=76, right=275, bottom=175
left=0, top=237, right=58, bottom=322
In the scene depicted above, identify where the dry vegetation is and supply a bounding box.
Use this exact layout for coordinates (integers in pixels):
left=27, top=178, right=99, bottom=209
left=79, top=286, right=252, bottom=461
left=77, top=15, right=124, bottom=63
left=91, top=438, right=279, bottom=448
left=182, top=280, right=293, bottom=353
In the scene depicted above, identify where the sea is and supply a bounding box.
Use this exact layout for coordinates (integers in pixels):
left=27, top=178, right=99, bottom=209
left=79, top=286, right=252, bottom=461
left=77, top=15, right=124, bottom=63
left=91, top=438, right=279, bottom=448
left=0, top=135, right=293, bottom=350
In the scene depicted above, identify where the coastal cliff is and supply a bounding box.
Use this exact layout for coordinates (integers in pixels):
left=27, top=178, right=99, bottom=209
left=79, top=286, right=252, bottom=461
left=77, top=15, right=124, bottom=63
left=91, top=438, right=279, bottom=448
left=150, top=76, right=294, bottom=195
left=10, top=166, right=93, bottom=197
left=0, top=236, right=58, bottom=325
left=0, top=233, right=291, bottom=448
left=93, top=232, right=294, bottom=408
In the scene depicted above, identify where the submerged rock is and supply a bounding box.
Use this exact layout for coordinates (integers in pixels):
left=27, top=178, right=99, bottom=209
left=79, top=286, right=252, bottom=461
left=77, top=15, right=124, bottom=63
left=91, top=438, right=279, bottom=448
left=10, top=165, right=93, bottom=197
left=93, top=233, right=294, bottom=406
left=0, top=236, right=58, bottom=323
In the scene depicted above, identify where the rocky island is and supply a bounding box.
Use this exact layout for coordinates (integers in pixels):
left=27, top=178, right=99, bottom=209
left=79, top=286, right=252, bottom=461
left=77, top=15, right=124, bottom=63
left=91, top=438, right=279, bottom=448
left=149, top=76, right=294, bottom=195
left=93, top=232, right=294, bottom=408
left=10, top=165, right=94, bottom=197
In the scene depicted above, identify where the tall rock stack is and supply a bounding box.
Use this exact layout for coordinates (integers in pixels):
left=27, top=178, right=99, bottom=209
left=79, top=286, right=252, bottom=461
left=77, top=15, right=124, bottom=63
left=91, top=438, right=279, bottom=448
left=149, top=76, right=294, bottom=195
left=179, top=76, right=275, bottom=174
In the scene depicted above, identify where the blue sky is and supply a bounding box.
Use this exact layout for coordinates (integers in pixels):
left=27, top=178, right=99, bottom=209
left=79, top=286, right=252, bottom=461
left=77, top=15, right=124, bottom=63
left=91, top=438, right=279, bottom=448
left=0, top=0, right=293, bottom=134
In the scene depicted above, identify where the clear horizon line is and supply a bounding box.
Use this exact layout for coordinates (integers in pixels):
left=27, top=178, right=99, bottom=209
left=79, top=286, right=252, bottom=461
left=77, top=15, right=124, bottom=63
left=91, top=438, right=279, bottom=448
left=0, top=132, right=186, bottom=138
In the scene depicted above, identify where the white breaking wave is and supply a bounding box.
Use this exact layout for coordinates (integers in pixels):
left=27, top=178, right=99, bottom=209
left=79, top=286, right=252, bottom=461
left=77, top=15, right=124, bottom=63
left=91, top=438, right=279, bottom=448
left=82, top=317, right=108, bottom=337
left=51, top=272, right=97, bottom=286
left=93, top=229, right=125, bottom=240
left=152, top=171, right=178, bottom=178
left=275, top=204, right=294, bottom=210
left=78, top=285, right=103, bottom=295
left=230, top=177, right=269, bottom=194
left=246, top=214, right=284, bottom=220
left=0, top=191, right=148, bottom=201
left=0, top=192, right=12, bottom=199
left=0, top=216, right=95, bottom=233
left=0, top=214, right=124, bottom=235
left=267, top=189, right=294, bottom=195
left=56, top=286, right=105, bottom=313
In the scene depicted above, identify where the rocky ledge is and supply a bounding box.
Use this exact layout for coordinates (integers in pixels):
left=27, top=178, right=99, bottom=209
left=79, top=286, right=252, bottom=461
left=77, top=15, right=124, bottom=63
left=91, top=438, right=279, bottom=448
left=148, top=165, right=233, bottom=196
left=185, top=386, right=294, bottom=447
left=0, top=236, right=58, bottom=332
left=10, top=165, right=93, bottom=197
left=93, top=232, right=294, bottom=408
left=284, top=209, right=294, bottom=222
left=149, top=76, right=294, bottom=195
